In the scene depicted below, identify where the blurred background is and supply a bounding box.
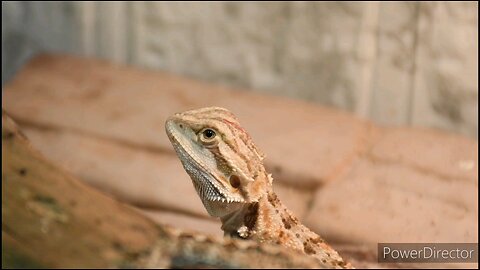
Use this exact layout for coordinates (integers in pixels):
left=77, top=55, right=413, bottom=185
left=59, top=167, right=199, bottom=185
left=2, top=1, right=478, bottom=137
left=2, top=2, right=478, bottom=268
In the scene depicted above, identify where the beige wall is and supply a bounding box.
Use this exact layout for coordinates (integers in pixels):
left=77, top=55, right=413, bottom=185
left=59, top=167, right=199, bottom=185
left=2, top=2, right=478, bottom=137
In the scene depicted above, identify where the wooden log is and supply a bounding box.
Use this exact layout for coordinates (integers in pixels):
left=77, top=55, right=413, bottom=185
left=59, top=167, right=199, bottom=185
left=1, top=110, right=326, bottom=268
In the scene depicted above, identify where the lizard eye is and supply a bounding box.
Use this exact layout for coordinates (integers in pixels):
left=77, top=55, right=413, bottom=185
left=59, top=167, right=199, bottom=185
left=203, top=129, right=216, bottom=138
left=199, top=128, right=217, bottom=143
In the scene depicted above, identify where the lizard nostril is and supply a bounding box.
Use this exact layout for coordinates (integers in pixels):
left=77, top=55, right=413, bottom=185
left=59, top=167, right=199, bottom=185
left=179, top=124, right=183, bottom=129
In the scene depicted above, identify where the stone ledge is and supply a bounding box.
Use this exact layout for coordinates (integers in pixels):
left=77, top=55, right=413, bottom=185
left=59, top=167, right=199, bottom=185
left=305, top=158, right=478, bottom=247
left=21, top=125, right=313, bottom=222
left=370, top=127, right=478, bottom=181
left=3, top=53, right=372, bottom=187
left=138, top=209, right=222, bottom=237
left=2, top=112, right=328, bottom=269
left=3, top=54, right=478, bottom=269
left=22, top=126, right=209, bottom=217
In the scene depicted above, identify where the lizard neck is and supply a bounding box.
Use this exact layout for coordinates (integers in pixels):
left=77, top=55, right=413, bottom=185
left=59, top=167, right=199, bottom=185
left=220, top=186, right=350, bottom=268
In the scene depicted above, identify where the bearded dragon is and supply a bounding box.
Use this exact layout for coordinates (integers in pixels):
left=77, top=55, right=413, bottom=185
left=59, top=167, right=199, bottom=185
left=165, top=107, right=352, bottom=268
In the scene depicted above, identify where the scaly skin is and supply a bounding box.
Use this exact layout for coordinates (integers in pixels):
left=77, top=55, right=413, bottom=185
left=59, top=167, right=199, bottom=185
left=165, top=107, right=352, bottom=268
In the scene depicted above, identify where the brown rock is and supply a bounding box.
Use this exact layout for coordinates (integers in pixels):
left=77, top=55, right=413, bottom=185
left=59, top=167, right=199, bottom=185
left=22, top=127, right=209, bottom=217
left=2, top=112, right=330, bottom=269
left=138, top=209, right=223, bottom=237
left=370, top=127, right=478, bottom=181
left=261, top=109, right=372, bottom=187
left=3, top=54, right=371, bottom=187
left=274, top=183, right=312, bottom=221
left=21, top=125, right=316, bottom=224
left=305, top=158, right=478, bottom=246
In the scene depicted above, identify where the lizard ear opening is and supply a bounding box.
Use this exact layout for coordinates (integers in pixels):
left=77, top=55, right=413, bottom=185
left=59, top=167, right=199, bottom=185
left=229, top=174, right=241, bottom=188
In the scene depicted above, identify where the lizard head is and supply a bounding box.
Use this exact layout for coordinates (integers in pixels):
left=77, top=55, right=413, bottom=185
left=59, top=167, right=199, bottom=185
left=165, top=107, right=271, bottom=217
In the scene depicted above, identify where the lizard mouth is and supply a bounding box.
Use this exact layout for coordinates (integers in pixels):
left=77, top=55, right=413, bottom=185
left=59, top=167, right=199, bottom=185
left=170, top=140, right=243, bottom=203
left=166, top=119, right=245, bottom=205
left=170, top=139, right=246, bottom=217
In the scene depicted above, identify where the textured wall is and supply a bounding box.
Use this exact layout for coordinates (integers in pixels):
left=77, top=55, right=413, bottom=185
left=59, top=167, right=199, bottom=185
left=2, top=2, right=478, bottom=137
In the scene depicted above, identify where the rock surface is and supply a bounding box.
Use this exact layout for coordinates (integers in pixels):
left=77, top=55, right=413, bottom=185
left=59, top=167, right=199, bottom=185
left=3, top=54, right=478, bottom=268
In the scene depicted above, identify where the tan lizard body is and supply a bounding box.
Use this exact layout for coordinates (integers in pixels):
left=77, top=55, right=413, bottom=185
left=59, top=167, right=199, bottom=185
left=165, top=107, right=352, bottom=268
